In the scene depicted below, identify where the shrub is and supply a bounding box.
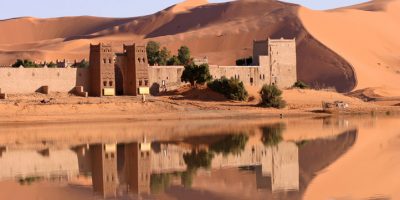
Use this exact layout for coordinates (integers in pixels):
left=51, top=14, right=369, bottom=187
left=259, top=84, right=286, bottom=108
left=12, top=59, right=39, bottom=68
left=181, top=63, right=212, bottom=86
left=208, top=77, right=248, bottom=101
left=293, top=81, right=309, bottom=89
left=46, top=61, right=57, bottom=68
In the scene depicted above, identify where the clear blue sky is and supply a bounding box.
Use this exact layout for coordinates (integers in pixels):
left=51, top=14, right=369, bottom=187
left=0, top=0, right=369, bottom=20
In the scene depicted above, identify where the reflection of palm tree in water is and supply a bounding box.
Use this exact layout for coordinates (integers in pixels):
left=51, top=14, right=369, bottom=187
left=261, top=123, right=286, bottom=147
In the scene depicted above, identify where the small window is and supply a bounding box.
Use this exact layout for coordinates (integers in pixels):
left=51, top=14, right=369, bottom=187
left=263, top=74, right=265, bottom=80
left=138, top=58, right=141, bottom=63
left=103, top=81, right=107, bottom=86
left=103, top=59, right=107, bottom=64
left=105, top=153, right=108, bottom=159
left=143, top=58, right=146, bottom=63
left=110, top=152, right=115, bottom=158
left=146, top=152, right=150, bottom=156
left=141, top=152, right=144, bottom=158
left=139, top=80, right=142, bottom=86
left=145, top=80, right=148, bottom=86
left=109, top=81, right=113, bottom=86
left=260, top=74, right=262, bottom=79
left=109, top=59, right=112, bottom=64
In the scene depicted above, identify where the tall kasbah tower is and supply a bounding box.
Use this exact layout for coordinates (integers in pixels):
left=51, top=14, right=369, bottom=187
left=268, top=38, right=297, bottom=88
left=123, top=44, right=149, bottom=96
left=89, top=43, right=116, bottom=97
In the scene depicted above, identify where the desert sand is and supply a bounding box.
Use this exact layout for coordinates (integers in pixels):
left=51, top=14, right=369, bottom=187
left=299, top=0, right=400, bottom=98
left=0, top=85, right=397, bottom=125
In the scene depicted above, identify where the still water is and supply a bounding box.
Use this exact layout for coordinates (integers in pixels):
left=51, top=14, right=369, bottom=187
left=0, top=116, right=398, bottom=200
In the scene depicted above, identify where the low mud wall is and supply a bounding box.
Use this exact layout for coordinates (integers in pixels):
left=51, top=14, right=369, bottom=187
left=0, top=67, right=90, bottom=94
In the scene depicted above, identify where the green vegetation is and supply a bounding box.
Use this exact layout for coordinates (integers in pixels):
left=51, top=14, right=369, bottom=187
left=181, top=63, right=212, bottom=86
left=146, top=41, right=161, bottom=66
left=158, top=47, right=171, bottom=66
left=293, top=81, right=309, bottom=89
left=210, top=133, right=249, bottom=156
left=181, top=169, right=195, bottom=188
left=146, top=41, right=193, bottom=66
left=12, top=59, right=39, bottom=68
left=77, top=59, right=89, bottom=68
left=18, top=176, right=42, bottom=185
left=261, top=123, right=286, bottom=146
left=235, top=56, right=253, bottom=66
left=183, top=150, right=214, bottom=170
left=178, top=46, right=191, bottom=65
left=259, top=84, right=286, bottom=109
left=208, top=77, right=248, bottom=101
left=166, top=55, right=181, bottom=66
left=46, top=61, right=56, bottom=68
left=150, top=173, right=173, bottom=193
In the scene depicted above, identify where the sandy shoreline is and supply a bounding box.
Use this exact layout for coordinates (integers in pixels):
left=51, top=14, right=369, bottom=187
left=0, top=89, right=399, bottom=125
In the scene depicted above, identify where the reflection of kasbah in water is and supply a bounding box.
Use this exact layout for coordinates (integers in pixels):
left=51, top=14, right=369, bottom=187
left=0, top=124, right=357, bottom=199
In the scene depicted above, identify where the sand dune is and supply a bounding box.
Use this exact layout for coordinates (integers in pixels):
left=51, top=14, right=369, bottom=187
left=0, top=0, right=398, bottom=94
left=299, top=0, right=400, bottom=96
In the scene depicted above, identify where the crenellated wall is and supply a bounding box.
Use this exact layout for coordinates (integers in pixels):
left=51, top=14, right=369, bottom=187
left=0, top=67, right=90, bottom=94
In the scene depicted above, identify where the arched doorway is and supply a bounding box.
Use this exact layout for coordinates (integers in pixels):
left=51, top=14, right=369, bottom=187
left=115, top=66, right=124, bottom=95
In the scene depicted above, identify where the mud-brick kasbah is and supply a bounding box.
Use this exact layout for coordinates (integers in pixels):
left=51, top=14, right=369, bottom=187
left=0, top=37, right=297, bottom=98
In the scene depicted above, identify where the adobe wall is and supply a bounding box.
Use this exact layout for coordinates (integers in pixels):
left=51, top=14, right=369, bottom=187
left=209, top=65, right=270, bottom=88
left=148, top=66, right=185, bottom=94
left=148, top=64, right=272, bottom=94
left=0, top=67, right=90, bottom=94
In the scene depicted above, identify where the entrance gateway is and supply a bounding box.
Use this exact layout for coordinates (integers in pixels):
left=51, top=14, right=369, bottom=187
left=89, top=43, right=150, bottom=97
